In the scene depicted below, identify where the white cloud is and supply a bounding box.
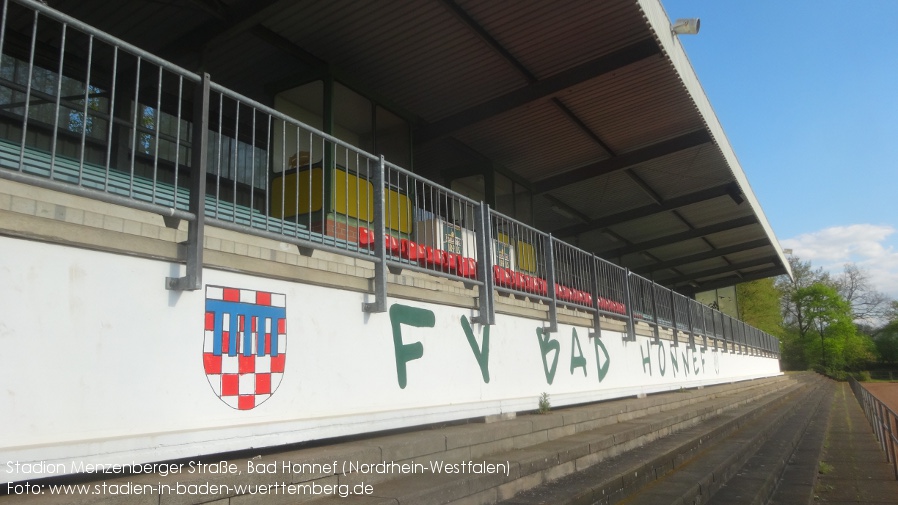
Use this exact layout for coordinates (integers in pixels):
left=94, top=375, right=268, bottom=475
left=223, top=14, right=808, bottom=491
left=781, top=224, right=898, bottom=299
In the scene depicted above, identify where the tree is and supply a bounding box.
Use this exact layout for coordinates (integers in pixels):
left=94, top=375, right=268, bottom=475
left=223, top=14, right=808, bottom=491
left=791, top=283, right=876, bottom=371
left=795, top=284, right=852, bottom=368
left=775, top=256, right=832, bottom=369
left=736, top=278, right=782, bottom=336
left=874, top=321, right=898, bottom=365
left=775, top=255, right=831, bottom=341
left=833, top=263, right=891, bottom=324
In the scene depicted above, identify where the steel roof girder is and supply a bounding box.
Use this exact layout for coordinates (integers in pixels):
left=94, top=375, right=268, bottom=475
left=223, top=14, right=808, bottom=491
left=601, top=215, right=759, bottom=258
left=552, top=182, right=737, bottom=237
left=414, top=38, right=661, bottom=144
left=534, top=129, right=712, bottom=195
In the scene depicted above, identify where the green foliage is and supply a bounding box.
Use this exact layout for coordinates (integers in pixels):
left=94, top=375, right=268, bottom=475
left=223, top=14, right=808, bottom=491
left=779, top=327, right=809, bottom=371
left=793, top=283, right=876, bottom=370
left=538, top=392, right=551, bottom=414
left=874, top=320, right=898, bottom=364
left=737, top=278, right=783, bottom=337
left=726, top=255, right=895, bottom=372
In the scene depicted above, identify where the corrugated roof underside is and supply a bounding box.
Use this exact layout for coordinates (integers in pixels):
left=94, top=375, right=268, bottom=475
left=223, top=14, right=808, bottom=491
left=263, top=0, right=527, bottom=122
left=459, top=0, right=648, bottom=79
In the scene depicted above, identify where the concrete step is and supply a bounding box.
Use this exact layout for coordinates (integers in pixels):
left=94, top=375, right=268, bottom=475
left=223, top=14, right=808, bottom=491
left=710, top=377, right=835, bottom=505
left=617, top=373, right=829, bottom=505
left=0, top=375, right=793, bottom=505
left=303, top=376, right=802, bottom=505
left=497, top=372, right=824, bottom=505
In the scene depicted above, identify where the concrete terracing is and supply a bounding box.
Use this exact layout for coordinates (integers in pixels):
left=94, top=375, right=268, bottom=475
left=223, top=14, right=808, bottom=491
left=0, top=374, right=840, bottom=505
left=7, top=374, right=896, bottom=505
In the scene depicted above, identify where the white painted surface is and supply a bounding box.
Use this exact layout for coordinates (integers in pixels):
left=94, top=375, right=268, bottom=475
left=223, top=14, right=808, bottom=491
left=0, top=236, right=780, bottom=483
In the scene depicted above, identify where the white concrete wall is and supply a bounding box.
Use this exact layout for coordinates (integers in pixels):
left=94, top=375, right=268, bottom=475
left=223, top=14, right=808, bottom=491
left=0, top=236, right=780, bottom=483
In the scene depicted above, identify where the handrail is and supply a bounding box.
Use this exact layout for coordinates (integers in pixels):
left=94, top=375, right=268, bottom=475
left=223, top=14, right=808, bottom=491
left=848, top=377, right=898, bottom=480
left=0, top=0, right=782, bottom=355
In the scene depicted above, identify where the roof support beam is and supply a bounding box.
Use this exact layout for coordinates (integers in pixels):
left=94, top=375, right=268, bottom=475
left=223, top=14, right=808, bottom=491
left=600, top=215, right=758, bottom=257
left=159, top=0, right=290, bottom=62
left=439, top=0, right=536, bottom=81
left=414, top=38, right=661, bottom=144
left=534, top=129, right=711, bottom=194
left=552, top=183, right=737, bottom=237
left=625, top=171, right=663, bottom=204
left=542, top=194, right=592, bottom=224
left=635, top=238, right=770, bottom=274
left=655, top=256, right=780, bottom=286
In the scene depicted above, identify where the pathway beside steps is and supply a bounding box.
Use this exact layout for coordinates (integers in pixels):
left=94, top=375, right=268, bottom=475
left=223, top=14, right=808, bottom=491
left=814, top=382, right=898, bottom=505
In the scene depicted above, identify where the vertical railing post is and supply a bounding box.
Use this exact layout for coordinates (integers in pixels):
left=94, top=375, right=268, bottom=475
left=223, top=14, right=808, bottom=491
left=649, top=281, right=660, bottom=345
left=588, top=254, right=602, bottom=339
left=472, top=203, right=494, bottom=325
left=728, top=315, right=734, bottom=353
left=543, top=234, right=558, bottom=333
left=890, top=411, right=898, bottom=480
left=702, top=305, right=717, bottom=352
left=747, top=323, right=753, bottom=355
left=167, top=72, right=209, bottom=291
left=685, top=298, right=696, bottom=350
left=726, top=313, right=735, bottom=354
left=669, top=291, right=678, bottom=347
left=624, top=269, right=636, bottom=341
left=362, top=156, right=388, bottom=313
left=883, top=403, right=894, bottom=464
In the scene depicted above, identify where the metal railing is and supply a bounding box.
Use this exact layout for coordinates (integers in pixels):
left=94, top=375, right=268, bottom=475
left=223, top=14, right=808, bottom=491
left=849, top=377, right=898, bottom=480
left=0, top=0, right=782, bottom=355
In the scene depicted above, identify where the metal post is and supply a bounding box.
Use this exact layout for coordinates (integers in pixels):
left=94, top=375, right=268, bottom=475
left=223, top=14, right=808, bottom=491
left=685, top=298, right=696, bottom=350
left=167, top=73, right=209, bottom=291
left=624, top=269, right=636, bottom=341
left=699, top=304, right=708, bottom=350
left=649, top=281, right=660, bottom=345
left=363, top=156, right=388, bottom=313
left=472, top=203, right=495, bottom=325
left=588, top=254, right=602, bottom=339
left=669, top=290, right=679, bottom=348
left=543, top=234, right=558, bottom=333
left=725, top=315, right=732, bottom=353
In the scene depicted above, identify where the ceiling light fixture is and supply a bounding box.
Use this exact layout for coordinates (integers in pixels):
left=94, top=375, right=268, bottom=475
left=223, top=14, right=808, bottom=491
left=672, top=18, right=701, bottom=35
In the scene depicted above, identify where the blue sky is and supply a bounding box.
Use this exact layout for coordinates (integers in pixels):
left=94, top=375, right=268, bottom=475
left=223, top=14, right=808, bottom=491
left=663, top=1, right=898, bottom=298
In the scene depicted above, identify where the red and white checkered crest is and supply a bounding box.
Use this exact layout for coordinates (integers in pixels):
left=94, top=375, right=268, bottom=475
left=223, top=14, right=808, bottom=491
left=203, top=286, right=287, bottom=410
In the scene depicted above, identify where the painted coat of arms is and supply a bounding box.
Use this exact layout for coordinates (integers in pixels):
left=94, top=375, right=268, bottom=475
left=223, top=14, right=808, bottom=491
left=203, top=286, right=287, bottom=410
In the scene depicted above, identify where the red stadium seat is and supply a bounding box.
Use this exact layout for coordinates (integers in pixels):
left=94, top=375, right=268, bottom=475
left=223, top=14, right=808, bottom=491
left=456, top=257, right=477, bottom=279
left=400, top=239, right=425, bottom=261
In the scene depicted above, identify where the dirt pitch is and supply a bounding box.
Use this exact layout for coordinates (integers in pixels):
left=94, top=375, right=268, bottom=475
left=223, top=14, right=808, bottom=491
left=863, top=382, right=898, bottom=416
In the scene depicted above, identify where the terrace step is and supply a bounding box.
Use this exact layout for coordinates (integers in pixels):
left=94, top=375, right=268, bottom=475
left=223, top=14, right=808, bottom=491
left=621, top=374, right=830, bottom=505
left=1, top=375, right=790, bottom=505
left=713, top=377, right=834, bottom=505
left=301, top=375, right=799, bottom=505
left=498, top=372, right=826, bottom=505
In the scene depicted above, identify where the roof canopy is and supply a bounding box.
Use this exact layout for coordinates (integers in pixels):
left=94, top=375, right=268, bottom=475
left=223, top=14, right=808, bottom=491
left=43, top=0, right=792, bottom=292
